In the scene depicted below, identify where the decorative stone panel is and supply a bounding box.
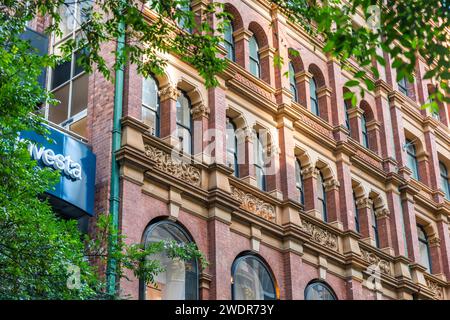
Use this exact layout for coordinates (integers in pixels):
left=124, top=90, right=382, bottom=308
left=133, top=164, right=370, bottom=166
left=360, top=249, right=391, bottom=275
left=300, top=219, right=338, bottom=251
left=425, top=278, right=444, bottom=300
left=230, top=186, right=276, bottom=223
left=144, top=144, right=201, bottom=186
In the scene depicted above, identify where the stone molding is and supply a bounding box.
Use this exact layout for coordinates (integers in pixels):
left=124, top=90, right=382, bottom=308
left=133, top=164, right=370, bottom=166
left=300, top=219, right=339, bottom=251
left=230, top=186, right=276, bottom=223
left=144, top=144, right=201, bottom=186
left=360, top=249, right=391, bottom=275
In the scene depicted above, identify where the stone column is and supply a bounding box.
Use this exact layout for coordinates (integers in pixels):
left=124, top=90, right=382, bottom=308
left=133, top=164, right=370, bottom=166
left=283, top=240, right=304, bottom=299
left=327, top=58, right=346, bottom=129
left=191, top=102, right=210, bottom=162
left=423, top=119, right=444, bottom=203
left=356, top=197, right=376, bottom=246
left=428, top=236, right=443, bottom=275
left=233, top=28, right=252, bottom=69
left=436, top=212, right=450, bottom=280
left=207, top=84, right=227, bottom=165
left=324, top=178, right=341, bottom=228
left=400, top=189, right=421, bottom=264
left=295, top=71, right=313, bottom=110
left=375, top=207, right=392, bottom=251
left=259, top=46, right=276, bottom=86
left=389, top=92, right=409, bottom=178
left=158, top=85, right=181, bottom=146
left=278, top=117, right=298, bottom=201
left=302, top=166, right=318, bottom=213
left=336, top=153, right=356, bottom=231
left=385, top=181, right=408, bottom=257
left=239, top=128, right=256, bottom=187
left=366, top=120, right=382, bottom=155
left=417, top=152, right=431, bottom=186
left=317, top=86, right=332, bottom=123
left=348, top=106, right=363, bottom=143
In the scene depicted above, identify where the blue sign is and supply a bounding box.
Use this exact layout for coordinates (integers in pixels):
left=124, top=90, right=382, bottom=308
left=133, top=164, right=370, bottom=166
left=20, top=125, right=96, bottom=218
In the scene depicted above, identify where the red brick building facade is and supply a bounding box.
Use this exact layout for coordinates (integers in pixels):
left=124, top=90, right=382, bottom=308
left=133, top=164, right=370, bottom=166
left=29, top=0, right=450, bottom=300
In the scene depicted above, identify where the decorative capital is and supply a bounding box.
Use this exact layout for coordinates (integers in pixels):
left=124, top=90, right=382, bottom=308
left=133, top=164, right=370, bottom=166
left=323, top=178, right=340, bottom=191
left=375, top=208, right=390, bottom=218
left=356, top=197, right=373, bottom=209
left=191, top=103, right=210, bottom=119
left=429, top=236, right=441, bottom=246
left=158, top=85, right=181, bottom=102
left=301, top=165, right=318, bottom=179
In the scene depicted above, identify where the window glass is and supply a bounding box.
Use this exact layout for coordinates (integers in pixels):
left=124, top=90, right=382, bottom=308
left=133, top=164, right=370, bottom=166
left=176, top=92, right=192, bottom=154
left=232, top=255, right=276, bottom=300
left=142, top=76, right=159, bottom=135
left=223, top=22, right=235, bottom=61
left=295, top=160, right=304, bottom=204
left=249, top=36, right=260, bottom=78
left=317, top=171, right=327, bottom=221
left=405, top=140, right=419, bottom=180
left=417, top=225, right=431, bottom=272
left=310, top=78, right=319, bottom=116
left=142, top=221, right=198, bottom=300
left=439, top=162, right=450, bottom=200
left=226, top=119, right=239, bottom=177
left=353, top=192, right=360, bottom=233
left=361, top=113, right=369, bottom=148
left=344, top=100, right=351, bottom=132
left=305, top=281, right=336, bottom=300
left=289, top=62, right=298, bottom=102
left=398, top=76, right=409, bottom=96
left=254, top=133, right=266, bottom=191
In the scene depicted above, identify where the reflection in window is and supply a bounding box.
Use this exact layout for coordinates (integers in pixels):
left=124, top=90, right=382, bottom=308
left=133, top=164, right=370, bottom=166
left=47, top=1, right=93, bottom=138
left=232, top=255, right=277, bottom=300
left=310, top=78, right=319, bottom=116
left=223, top=22, right=235, bottom=61
left=142, top=75, right=160, bottom=136
left=295, top=159, right=304, bottom=205
left=289, top=62, right=298, bottom=102
left=226, top=118, right=239, bottom=177
left=176, top=92, right=192, bottom=154
left=249, top=36, right=260, bottom=78
left=361, top=113, right=369, bottom=148
left=405, top=139, right=420, bottom=180
left=305, top=281, right=337, bottom=300
left=417, top=225, right=432, bottom=272
left=353, top=192, right=360, bottom=233
left=141, top=220, right=198, bottom=300
left=440, top=162, right=450, bottom=200
left=254, top=133, right=266, bottom=191
left=317, top=170, right=327, bottom=222
left=398, top=76, right=409, bottom=96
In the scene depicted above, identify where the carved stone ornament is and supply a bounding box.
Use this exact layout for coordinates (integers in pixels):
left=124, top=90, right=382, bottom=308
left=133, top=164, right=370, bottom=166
left=299, top=219, right=338, bottom=251
left=360, top=249, right=391, bottom=275
left=158, top=85, right=181, bottom=101
left=191, top=103, right=210, bottom=119
left=230, top=186, right=276, bottom=223
left=144, top=144, right=201, bottom=186
left=356, top=197, right=373, bottom=209
left=426, top=278, right=444, bottom=300
left=323, top=178, right=340, bottom=191
left=374, top=208, right=390, bottom=218
left=301, top=166, right=318, bottom=179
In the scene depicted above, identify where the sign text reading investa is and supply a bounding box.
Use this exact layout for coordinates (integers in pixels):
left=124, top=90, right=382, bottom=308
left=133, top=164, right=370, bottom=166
left=20, top=138, right=82, bottom=180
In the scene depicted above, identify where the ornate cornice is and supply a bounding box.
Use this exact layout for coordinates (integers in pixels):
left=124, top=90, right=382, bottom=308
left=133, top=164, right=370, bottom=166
left=144, top=144, right=201, bottom=186
left=230, top=186, right=276, bottom=223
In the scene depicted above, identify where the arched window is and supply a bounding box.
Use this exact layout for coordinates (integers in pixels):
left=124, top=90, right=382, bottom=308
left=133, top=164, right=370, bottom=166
left=223, top=22, right=235, bottom=61
left=176, top=91, right=192, bottom=154
left=371, top=202, right=380, bottom=248
left=226, top=118, right=239, bottom=177
left=317, top=170, right=327, bottom=221
left=439, top=161, right=450, bottom=200
left=417, top=225, right=432, bottom=272
left=344, top=100, right=351, bottom=133
left=289, top=62, right=298, bottom=102
left=231, top=254, right=277, bottom=300
left=140, top=220, right=199, bottom=300
left=361, top=112, right=369, bottom=148
left=398, top=76, right=409, bottom=96
left=353, top=192, right=360, bottom=233
left=310, top=77, right=319, bottom=116
left=304, top=281, right=337, bottom=300
left=254, top=133, right=266, bottom=191
left=405, top=139, right=420, bottom=180
left=142, top=75, right=160, bottom=136
left=249, top=36, right=260, bottom=78
left=295, top=159, right=304, bottom=205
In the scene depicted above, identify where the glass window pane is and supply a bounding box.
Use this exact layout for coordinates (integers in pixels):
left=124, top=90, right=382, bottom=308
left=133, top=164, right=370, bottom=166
left=249, top=36, right=259, bottom=60
left=176, top=94, right=191, bottom=128
left=305, top=282, right=336, bottom=300
left=250, top=60, right=260, bottom=78
left=176, top=126, right=191, bottom=154
left=49, top=85, right=70, bottom=124
left=233, top=256, right=276, bottom=300
left=70, top=73, right=89, bottom=117
left=52, top=59, right=72, bottom=89
left=73, top=49, right=87, bottom=76
left=142, top=107, right=157, bottom=135
left=143, top=222, right=198, bottom=300
left=142, top=76, right=159, bottom=111
left=57, top=1, right=76, bottom=40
